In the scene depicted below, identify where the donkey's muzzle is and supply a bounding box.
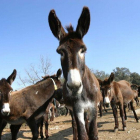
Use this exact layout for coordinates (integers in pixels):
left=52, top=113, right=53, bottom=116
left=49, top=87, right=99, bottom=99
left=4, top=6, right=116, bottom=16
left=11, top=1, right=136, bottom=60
left=1, top=103, right=10, bottom=116
left=1, top=110, right=10, bottom=116
left=67, top=83, right=82, bottom=93
left=105, top=103, right=110, bottom=108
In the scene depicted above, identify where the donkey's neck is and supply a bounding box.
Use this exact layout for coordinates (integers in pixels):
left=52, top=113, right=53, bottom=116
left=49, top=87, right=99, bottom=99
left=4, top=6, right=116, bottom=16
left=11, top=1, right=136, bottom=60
left=82, top=65, right=99, bottom=100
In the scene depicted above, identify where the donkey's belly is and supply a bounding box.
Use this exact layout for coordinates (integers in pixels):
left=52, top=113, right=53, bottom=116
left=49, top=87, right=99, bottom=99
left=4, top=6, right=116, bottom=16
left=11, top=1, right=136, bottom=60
left=6, top=117, right=26, bottom=125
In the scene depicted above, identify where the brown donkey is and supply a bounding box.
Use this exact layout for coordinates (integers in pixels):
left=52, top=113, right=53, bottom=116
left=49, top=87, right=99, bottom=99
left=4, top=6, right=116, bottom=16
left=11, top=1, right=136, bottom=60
left=0, top=69, right=17, bottom=139
left=0, top=69, right=62, bottom=140
left=98, top=73, right=139, bottom=132
left=131, top=84, right=139, bottom=106
left=0, top=69, right=17, bottom=116
left=37, top=100, right=56, bottom=139
left=49, top=7, right=100, bottom=140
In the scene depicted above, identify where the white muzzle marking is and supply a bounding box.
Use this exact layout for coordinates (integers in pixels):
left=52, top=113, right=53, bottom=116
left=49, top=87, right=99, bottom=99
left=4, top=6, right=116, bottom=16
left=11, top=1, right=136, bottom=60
left=1, top=103, right=10, bottom=116
left=104, top=97, right=110, bottom=104
left=67, top=69, right=83, bottom=94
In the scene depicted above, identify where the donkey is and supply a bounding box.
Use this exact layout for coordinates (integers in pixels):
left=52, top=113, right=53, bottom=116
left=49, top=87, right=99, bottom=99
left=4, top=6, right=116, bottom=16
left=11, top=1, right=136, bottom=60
left=0, top=69, right=62, bottom=140
left=0, top=69, right=17, bottom=139
left=37, top=99, right=56, bottom=139
left=98, top=73, right=139, bottom=132
left=0, top=69, right=17, bottom=116
left=131, top=84, right=139, bottom=106
left=49, top=7, right=100, bottom=140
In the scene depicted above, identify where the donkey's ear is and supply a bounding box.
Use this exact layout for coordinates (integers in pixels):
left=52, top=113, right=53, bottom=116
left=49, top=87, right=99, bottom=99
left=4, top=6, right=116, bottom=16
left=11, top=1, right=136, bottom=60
left=7, top=69, right=17, bottom=85
left=108, top=73, right=114, bottom=84
left=56, top=69, right=62, bottom=78
left=76, top=6, right=90, bottom=38
left=48, top=10, right=66, bottom=40
left=97, top=78, right=103, bottom=86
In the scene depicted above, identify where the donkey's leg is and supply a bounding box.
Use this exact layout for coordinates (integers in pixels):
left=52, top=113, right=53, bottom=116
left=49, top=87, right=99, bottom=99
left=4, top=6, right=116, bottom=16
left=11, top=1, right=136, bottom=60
left=44, top=113, right=49, bottom=139
left=123, top=105, right=127, bottom=120
left=128, top=103, right=131, bottom=111
left=51, top=107, right=55, bottom=121
left=65, top=107, right=69, bottom=116
left=27, top=118, right=39, bottom=140
left=103, top=104, right=107, bottom=112
left=39, top=118, right=44, bottom=139
left=0, top=120, right=7, bottom=140
left=70, top=110, right=78, bottom=140
left=119, top=103, right=126, bottom=131
left=135, top=97, right=139, bottom=106
left=73, top=107, right=88, bottom=140
left=10, top=125, right=21, bottom=140
left=84, top=112, right=89, bottom=135
left=37, top=118, right=44, bottom=139
left=88, top=108, right=98, bottom=140
left=99, top=101, right=103, bottom=117
left=130, top=100, right=139, bottom=122
left=111, top=102, right=119, bottom=132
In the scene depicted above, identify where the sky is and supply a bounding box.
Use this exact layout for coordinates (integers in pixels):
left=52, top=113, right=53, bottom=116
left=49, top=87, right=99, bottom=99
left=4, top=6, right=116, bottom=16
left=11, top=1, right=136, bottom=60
left=0, top=0, right=140, bottom=90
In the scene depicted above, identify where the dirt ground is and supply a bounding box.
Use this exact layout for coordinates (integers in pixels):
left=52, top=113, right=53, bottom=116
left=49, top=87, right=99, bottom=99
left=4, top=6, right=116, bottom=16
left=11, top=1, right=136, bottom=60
left=2, top=107, right=140, bottom=140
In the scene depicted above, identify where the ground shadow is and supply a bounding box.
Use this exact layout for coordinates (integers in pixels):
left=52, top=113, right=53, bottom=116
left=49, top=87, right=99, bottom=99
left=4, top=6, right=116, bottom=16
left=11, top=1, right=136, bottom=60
left=2, top=129, right=31, bottom=140
left=48, top=127, right=72, bottom=140
left=2, top=127, right=73, bottom=140
left=97, top=121, right=111, bottom=128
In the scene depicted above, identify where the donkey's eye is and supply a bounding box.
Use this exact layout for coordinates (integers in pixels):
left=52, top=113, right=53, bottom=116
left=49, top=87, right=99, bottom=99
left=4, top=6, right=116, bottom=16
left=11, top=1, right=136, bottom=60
left=80, top=46, right=87, bottom=53
left=57, top=50, right=65, bottom=59
left=59, top=51, right=64, bottom=58
left=9, top=90, right=13, bottom=93
left=57, top=49, right=64, bottom=56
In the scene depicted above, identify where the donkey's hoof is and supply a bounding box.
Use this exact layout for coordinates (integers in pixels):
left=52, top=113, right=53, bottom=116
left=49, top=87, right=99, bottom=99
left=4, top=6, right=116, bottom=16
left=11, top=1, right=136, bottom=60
left=123, top=127, right=127, bottom=131
left=46, top=136, right=49, bottom=140
left=114, top=128, right=118, bottom=132
left=136, top=120, right=139, bottom=123
left=40, top=135, right=44, bottom=139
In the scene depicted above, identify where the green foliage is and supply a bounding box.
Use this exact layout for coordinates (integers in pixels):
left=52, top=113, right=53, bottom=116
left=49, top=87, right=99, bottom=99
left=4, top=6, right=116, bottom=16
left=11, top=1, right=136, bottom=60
left=91, top=67, right=140, bottom=86
left=91, top=69, right=109, bottom=80
left=113, top=67, right=131, bottom=82
left=130, top=72, right=140, bottom=85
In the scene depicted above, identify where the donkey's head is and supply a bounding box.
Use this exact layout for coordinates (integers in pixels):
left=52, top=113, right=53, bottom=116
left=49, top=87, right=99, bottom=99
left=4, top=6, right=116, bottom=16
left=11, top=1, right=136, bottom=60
left=0, top=69, right=17, bottom=116
left=98, top=73, right=114, bottom=106
left=49, top=7, right=90, bottom=95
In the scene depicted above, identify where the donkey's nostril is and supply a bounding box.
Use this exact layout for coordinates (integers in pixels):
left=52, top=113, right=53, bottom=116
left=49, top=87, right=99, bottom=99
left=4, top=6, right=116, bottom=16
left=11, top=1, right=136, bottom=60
left=1, top=110, right=10, bottom=116
left=67, top=83, right=81, bottom=93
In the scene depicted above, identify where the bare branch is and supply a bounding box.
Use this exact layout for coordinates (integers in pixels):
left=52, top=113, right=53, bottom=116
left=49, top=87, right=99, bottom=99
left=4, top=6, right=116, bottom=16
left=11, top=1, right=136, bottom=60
left=30, top=64, right=41, bottom=80
left=17, top=74, right=26, bottom=87
left=17, top=55, right=52, bottom=88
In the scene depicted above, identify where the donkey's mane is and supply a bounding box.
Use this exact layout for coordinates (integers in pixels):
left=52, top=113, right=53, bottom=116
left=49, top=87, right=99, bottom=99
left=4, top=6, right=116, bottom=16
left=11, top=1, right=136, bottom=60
left=35, top=74, right=56, bottom=84
left=65, top=24, right=74, bottom=33
left=60, top=25, right=82, bottom=44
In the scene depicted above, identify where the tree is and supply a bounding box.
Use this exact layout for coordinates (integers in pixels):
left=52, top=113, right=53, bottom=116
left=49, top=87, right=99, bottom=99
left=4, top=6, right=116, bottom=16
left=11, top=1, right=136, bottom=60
left=17, top=55, right=52, bottom=88
left=130, top=72, right=140, bottom=85
left=113, top=67, right=131, bottom=82
left=91, top=69, right=109, bottom=80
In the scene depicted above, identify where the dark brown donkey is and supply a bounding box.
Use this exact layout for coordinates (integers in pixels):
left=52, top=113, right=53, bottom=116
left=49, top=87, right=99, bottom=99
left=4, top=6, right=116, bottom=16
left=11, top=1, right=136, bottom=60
left=0, top=69, right=62, bottom=140
left=0, top=69, right=17, bottom=139
left=98, top=73, right=139, bottom=132
left=0, top=69, right=17, bottom=116
left=49, top=7, right=100, bottom=140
